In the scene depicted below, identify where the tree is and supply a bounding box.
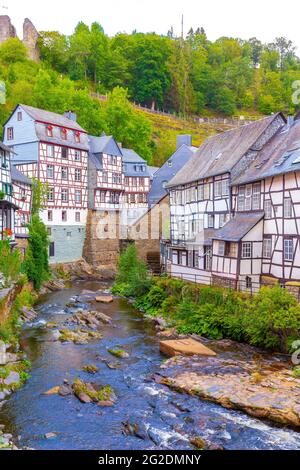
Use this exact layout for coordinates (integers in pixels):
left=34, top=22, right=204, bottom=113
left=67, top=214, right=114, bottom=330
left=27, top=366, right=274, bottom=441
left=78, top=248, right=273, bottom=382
left=31, top=178, right=49, bottom=215
left=102, top=87, right=153, bottom=161
left=38, top=31, right=69, bottom=72
left=24, top=215, right=49, bottom=290
left=0, top=38, right=27, bottom=63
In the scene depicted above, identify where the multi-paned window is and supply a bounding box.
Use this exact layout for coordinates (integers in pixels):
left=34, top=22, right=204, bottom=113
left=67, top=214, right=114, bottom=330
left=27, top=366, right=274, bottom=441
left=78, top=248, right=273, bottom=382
left=102, top=171, right=108, bottom=183
left=61, top=188, right=68, bottom=203
left=75, top=190, right=82, bottom=203
left=264, top=199, right=272, bottom=219
left=47, top=210, right=53, bottom=222
left=47, top=145, right=54, bottom=158
left=207, top=214, right=214, bottom=228
left=61, top=147, right=68, bottom=159
left=241, top=242, right=252, bottom=259
left=75, top=212, right=81, bottom=222
left=74, top=150, right=81, bottom=162
left=75, top=169, right=81, bottom=182
left=263, top=238, right=272, bottom=258
left=284, top=198, right=293, bottom=218
left=284, top=238, right=294, bottom=261
left=238, top=183, right=261, bottom=211
left=214, top=179, right=229, bottom=198
left=47, top=187, right=54, bottom=202
left=218, top=241, right=225, bottom=256
left=47, top=165, right=54, bottom=179
left=61, top=166, right=68, bottom=180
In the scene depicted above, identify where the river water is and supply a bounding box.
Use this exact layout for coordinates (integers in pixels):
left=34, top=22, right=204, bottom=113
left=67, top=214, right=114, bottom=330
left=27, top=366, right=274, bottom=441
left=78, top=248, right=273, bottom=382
left=1, top=281, right=300, bottom=450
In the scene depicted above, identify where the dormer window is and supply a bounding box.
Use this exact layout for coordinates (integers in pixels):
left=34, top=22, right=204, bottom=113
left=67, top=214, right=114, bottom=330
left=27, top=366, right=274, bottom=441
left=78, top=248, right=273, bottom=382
left=46, top=125, right=53, bottom=137
left=61, top=128, right=67, bottom=140
left=74, top=131, right=81, bottom=143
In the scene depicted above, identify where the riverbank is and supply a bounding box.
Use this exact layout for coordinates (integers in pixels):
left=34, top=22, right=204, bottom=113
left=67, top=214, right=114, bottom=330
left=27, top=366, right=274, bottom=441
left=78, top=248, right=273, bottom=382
left=1, top=280, right=300, bottom=450
left=0, top=260, right=116, bottom=449
left=112, top=246, right=300, bottom=429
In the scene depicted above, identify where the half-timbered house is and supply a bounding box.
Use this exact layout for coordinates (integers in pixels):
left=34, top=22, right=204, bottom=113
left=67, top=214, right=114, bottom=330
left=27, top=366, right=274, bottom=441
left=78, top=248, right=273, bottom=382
left=162, top=113, right=287, bottom=286
left=122, top=148, right=150, bottom=225
left=3, top=105, right=89, bottom=263
left=11, top=165, right=32, bottom=250
left=0, top=141, right=16, bottom=242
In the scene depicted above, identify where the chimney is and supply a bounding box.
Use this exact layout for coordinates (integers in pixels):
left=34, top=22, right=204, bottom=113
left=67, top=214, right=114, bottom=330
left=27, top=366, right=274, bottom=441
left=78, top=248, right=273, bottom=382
left=176, top=134, right=192, bottom=150
left=64, top=111, right=77, bottom=122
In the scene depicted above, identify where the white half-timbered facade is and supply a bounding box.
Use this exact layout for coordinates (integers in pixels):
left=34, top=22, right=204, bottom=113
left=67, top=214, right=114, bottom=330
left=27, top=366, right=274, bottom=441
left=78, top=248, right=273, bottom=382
left=88, top=136, right=151, bottom=229
left=11, top=165, right=32, bottom=238
left=3, top=105, right=89, bottom=263
left=162, top=112, right=300, bottom=290
left=0, top=142, right=15, bottom=241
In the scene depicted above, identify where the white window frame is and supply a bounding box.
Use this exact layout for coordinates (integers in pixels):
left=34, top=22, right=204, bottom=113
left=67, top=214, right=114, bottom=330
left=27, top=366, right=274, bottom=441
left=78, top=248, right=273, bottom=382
left=252, top=183, right=261, bottom=210
left=242, top=242, right=252, bottom=259
left=284, top=239, right=293, bottom=261
left=47, top=165, right=54, bottom=179
left=264, top=199, right=272, bottom=219
left=284, top=198, right=293, bottom=218
left=263, top=238, right=272, bottom=258
left=218, top=241, right=225, bottom=256
left=75, top=168, right=81, bottom=182
left=47, top=145, right=54, bottom=158
left=61, top=188, right=68, bottom=203
left=75, top=190, right=82, bottom=203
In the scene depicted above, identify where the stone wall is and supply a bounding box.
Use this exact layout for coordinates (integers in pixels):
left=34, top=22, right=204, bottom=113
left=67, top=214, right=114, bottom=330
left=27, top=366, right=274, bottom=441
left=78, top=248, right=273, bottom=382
left=83, top=210, right=122, bottom=270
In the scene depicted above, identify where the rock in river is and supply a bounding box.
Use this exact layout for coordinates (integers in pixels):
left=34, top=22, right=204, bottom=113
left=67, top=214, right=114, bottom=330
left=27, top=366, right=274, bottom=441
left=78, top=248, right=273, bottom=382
left=160, top=338, right=217, bottom=358
left=96, top=295, right=113, bottom=304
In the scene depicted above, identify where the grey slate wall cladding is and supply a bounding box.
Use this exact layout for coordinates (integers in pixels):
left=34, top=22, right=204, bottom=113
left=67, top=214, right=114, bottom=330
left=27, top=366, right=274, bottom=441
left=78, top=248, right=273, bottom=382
left=48, top=226, right=86, bottom=264
left=148, top=140, right=196, bottom=207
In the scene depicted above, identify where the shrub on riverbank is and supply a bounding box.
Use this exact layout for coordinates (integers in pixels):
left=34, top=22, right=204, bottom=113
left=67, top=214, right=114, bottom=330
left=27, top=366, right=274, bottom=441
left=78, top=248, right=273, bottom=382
left=24, top=215, right=50, bottom=291
left=0, top=286, right=36, bottom=344
left=112, top=250, right=300, bottom=353
left=111, top=244, right=151, bottom=298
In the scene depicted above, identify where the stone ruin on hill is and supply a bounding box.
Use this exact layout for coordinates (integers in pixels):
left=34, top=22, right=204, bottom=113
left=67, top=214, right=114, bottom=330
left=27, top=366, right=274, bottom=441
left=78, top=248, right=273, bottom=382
left=0, top=15, right=39, bottom=61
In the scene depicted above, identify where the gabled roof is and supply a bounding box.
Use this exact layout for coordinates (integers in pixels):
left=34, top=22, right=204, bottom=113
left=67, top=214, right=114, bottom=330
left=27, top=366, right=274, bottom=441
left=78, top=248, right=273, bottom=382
left=88, top=135, right=123, bottom=157
left=19, top=105, right=86, bottom=132
left=148, top=144, right=197, bottom=206
left=11, top=165, right=32, bottom=185
left=0, top=141, right=16, bottom=154
left=212, top=212, right=264, bottom=242
left=167, top=113, right=286, bottom=188
left=122, top=148, right=146, bottom=164
left=233, top=119, right=300, bottom=185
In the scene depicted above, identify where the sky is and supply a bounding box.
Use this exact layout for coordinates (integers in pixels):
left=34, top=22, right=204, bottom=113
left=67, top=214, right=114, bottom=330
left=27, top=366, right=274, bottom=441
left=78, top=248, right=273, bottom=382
left=2, top=0, right=300, bottom=52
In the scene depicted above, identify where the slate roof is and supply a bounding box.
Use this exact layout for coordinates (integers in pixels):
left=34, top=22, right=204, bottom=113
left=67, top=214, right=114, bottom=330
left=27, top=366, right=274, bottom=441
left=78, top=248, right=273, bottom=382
left=233, top=118, right=300, bottom=185
left=11, top=165, right=32, bottom=185
left=0, top=141, right=16, bottom=154
left=166, top=114, right=285, bottom=188
left=20, top=104, right=86, bottom=132
left=35, top=122, right=89, bottom=151
left=88, top=135, right=123, bottom=157
left=122, top=148, right=146, bottom=164
left=212, top=212, right=264, bottom=242
left=148, top=144, right=197, bottom=206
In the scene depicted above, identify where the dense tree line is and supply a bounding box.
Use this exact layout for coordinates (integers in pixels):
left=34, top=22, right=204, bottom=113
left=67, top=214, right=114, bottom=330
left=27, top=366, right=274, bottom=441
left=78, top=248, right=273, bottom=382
left=38, top=23, right=300, bottom=116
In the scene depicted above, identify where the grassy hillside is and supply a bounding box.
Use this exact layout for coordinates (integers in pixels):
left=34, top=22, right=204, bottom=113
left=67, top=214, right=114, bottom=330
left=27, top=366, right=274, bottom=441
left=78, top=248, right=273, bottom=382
left=140, top=109, right=237, bottom=166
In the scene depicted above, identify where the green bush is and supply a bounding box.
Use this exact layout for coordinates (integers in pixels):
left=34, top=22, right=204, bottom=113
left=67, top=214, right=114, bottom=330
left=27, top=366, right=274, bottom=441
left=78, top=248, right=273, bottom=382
left=24, top=215, right=50, bottom=290
left=112, top=244, right=152, bottom=298
left=0, top=240, right=22, bottom=287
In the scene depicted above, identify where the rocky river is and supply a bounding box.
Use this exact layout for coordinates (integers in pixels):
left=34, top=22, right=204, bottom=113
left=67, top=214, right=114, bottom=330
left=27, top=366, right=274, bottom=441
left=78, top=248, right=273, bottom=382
left=1, top=280, right=300, bottom=450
